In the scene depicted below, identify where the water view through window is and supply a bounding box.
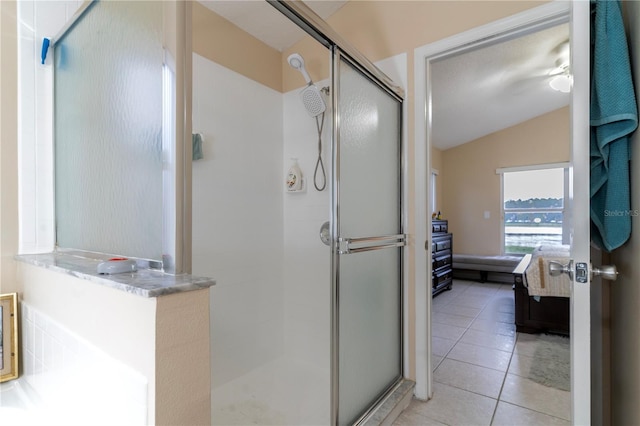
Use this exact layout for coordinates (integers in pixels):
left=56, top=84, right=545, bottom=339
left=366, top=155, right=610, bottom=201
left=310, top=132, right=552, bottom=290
left=503, top=168, right=565, bottom=253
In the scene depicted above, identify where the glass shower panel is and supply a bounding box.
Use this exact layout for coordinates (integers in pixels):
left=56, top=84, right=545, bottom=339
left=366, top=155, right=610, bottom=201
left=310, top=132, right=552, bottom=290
left=337, top=57, right=402, bottom=425
left=55, top=1, right=164, bottom=260
left=337, top=60, right=400, bottom=238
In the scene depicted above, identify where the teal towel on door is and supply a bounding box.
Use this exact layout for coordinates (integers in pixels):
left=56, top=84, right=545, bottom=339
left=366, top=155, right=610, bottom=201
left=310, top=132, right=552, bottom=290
left=590, top=0, right=638, bottom=252
left=192, top=133, right=204, bottom=161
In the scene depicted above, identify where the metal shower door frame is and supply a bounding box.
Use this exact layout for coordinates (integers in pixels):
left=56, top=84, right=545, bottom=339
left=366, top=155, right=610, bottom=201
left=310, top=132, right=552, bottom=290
left=331, top=47, right=405, bottom=425
left=268, top=2, right=407, bottom=425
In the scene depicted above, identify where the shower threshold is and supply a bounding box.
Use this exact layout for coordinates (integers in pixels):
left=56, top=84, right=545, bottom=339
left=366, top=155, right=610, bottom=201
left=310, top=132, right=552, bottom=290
left=359, top=379, right=415, bottom=426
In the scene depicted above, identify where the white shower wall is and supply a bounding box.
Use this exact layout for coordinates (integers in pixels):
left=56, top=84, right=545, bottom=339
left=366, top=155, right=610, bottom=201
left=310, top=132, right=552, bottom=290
left=193, top=50, right=331, bottom=423
left=282, top=84, right=332, bottom=370
left=192, top=52, right=331, bottom=374
left=192, top=51, right=405, bottom=424
left=192, top=53, right=286, bottom=387
left=192, top=52, right=332, bottom=423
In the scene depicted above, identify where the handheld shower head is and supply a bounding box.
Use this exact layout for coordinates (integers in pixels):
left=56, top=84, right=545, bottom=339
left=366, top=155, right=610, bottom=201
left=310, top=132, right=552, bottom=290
left=287, top=53, right=304, bottom=69
left=287, top=53, right=312, bottom=85
left=287, top=53, right=326, bottom=117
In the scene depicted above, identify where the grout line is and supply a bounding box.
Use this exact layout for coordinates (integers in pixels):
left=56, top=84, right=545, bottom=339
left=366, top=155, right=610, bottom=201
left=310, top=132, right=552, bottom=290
left=490, top=331, right=519, bottom=425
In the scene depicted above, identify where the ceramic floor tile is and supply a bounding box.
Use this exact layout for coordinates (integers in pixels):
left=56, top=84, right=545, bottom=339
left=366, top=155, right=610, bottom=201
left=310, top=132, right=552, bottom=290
left=469, top=318, right=516, bottom=337
left=434, top=358, right=506, bottom=399
left=440, top=304, right=482, bottom=318
left=432, top=355, right=443, bottom=371
left=432, top=336, right=457, bottom=357
left=460, top=328, right=516, bottom=352
left=476, top=309, right=515, bottom=324
left=399, top=281, right=571, bottom=425
left=392, top=399, right=448, bottom=426
left=400, top=382, right=496, bottom=426
left=499, top=373, right=571, bottom=421
left=449, top=294, right=493, bottom=309
left=447, top=341, right=513, bottom=372
left=491, top=401, right=571, bottom=425
left=482, top=295, right=515, bottom=314
left=464, top=283, right=502, bottom=294
left=432, top=322, right=467, bottom=340
left=431, top=289, right=457, bottom=307
left=432, top=312, right=475, bottom=328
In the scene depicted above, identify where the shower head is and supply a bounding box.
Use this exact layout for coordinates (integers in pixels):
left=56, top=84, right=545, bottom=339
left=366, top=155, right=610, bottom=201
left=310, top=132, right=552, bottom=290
left=287, top=53, right=312, bottom=84
left=299, top=85, right=326, bottom=117
left=287, top=53, right=326, bottom=117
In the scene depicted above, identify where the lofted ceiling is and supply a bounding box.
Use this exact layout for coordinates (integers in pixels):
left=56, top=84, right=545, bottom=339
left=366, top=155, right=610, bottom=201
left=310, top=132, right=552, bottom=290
left=431, top=23, right=571, bottom=150
left=198, top=1, right=571, bottom=150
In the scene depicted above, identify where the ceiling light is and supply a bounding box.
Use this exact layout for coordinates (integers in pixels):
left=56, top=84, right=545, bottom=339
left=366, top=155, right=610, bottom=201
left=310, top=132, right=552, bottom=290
left=549, top=74, right=572, bottom=93
left=549, top=63, right=572, bottom=93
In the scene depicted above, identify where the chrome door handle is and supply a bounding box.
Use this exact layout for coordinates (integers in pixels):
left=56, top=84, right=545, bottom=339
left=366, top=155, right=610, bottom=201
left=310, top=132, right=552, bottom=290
left=548, top=260, right=618, bottom=281
left=338, top=234, right=406, bottom=254
left=591, top=264, right=618, bottom=281
left=549, top=260, right=573, bottom=279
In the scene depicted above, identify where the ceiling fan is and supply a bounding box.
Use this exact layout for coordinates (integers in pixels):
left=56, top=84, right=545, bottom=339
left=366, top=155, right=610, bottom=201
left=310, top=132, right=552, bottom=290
left=504, top=39, right=572, bottom=94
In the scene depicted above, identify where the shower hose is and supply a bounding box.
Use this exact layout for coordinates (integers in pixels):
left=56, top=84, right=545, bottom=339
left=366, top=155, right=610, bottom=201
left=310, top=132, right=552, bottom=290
left=314, top=112, right=326, bottom=191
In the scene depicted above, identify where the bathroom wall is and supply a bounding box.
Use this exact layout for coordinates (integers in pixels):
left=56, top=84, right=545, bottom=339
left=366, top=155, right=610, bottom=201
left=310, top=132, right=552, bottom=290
left=192, top=1, right=282, bottom=92
left=191, top=52, right=285, bottom=386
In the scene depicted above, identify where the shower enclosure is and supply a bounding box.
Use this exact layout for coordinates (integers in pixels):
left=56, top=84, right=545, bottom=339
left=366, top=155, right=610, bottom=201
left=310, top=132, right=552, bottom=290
left=191, top=2, right=406, bottom=424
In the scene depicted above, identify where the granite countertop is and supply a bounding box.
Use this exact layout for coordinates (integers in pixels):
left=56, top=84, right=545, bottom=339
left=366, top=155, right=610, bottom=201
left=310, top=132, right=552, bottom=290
left=15, top=251, right=215, bottom=298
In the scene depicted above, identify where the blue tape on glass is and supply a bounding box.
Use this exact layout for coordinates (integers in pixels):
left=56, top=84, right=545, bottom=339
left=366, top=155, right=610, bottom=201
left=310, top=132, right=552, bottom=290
left=41, top=38, right=50, bottom=65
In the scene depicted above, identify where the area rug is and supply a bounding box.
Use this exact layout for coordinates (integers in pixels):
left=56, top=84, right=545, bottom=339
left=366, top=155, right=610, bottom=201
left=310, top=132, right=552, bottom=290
left=526, top=334, right=571, bottom=391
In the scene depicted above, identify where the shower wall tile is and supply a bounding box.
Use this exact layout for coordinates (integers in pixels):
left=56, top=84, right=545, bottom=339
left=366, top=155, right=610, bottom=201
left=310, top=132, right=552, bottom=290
left=20, top=302, right=148, bottom=425
left=191, top=53, right=285, bottom=385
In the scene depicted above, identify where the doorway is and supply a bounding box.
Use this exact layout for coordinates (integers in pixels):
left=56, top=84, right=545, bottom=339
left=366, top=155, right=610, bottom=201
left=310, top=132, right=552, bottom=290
left=413, top=1, right=592, bottom=424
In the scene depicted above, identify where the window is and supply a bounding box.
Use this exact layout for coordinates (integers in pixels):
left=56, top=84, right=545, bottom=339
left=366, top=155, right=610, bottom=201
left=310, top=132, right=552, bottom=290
left=54, top=1, right=165, bottom=262
left=500, top=164, right=569, bottom=254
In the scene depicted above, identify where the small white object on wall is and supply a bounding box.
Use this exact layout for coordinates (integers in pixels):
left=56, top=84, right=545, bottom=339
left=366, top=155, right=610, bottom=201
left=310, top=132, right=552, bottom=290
left=286, top=158, right=305, bottom=193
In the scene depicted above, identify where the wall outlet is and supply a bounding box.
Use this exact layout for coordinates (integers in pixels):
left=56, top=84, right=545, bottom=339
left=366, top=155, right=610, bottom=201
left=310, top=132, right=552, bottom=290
left=484, top=210, right=491, bottom=219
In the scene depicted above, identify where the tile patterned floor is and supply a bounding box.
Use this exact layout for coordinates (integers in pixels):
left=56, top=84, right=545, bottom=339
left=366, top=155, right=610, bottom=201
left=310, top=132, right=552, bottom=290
left=395, top=280, right=571, bottom=426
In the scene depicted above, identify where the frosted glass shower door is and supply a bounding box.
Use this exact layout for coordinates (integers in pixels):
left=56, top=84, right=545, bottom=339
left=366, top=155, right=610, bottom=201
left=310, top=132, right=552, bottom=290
left=334, top=53, right=403, bottom=425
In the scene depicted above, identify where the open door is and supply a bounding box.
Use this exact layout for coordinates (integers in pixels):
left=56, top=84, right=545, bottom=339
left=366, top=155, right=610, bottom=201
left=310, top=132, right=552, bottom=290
left=414, top=2, right=596, bottom=423
left=570, top=1, right=593, bottom=424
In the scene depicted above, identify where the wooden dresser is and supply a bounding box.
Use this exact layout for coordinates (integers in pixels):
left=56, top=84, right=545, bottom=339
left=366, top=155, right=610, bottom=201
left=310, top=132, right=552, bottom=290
left=432, top=220, right=453, bottom=296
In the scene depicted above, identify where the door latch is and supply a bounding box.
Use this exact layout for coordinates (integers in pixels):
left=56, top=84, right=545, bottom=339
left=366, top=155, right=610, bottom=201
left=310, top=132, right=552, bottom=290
left=575, top=262, right=588, bottom=283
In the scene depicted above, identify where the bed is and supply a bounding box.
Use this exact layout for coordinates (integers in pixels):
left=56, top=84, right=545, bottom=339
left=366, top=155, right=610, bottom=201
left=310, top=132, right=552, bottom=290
left=513, top=245, right=571, bottom=335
